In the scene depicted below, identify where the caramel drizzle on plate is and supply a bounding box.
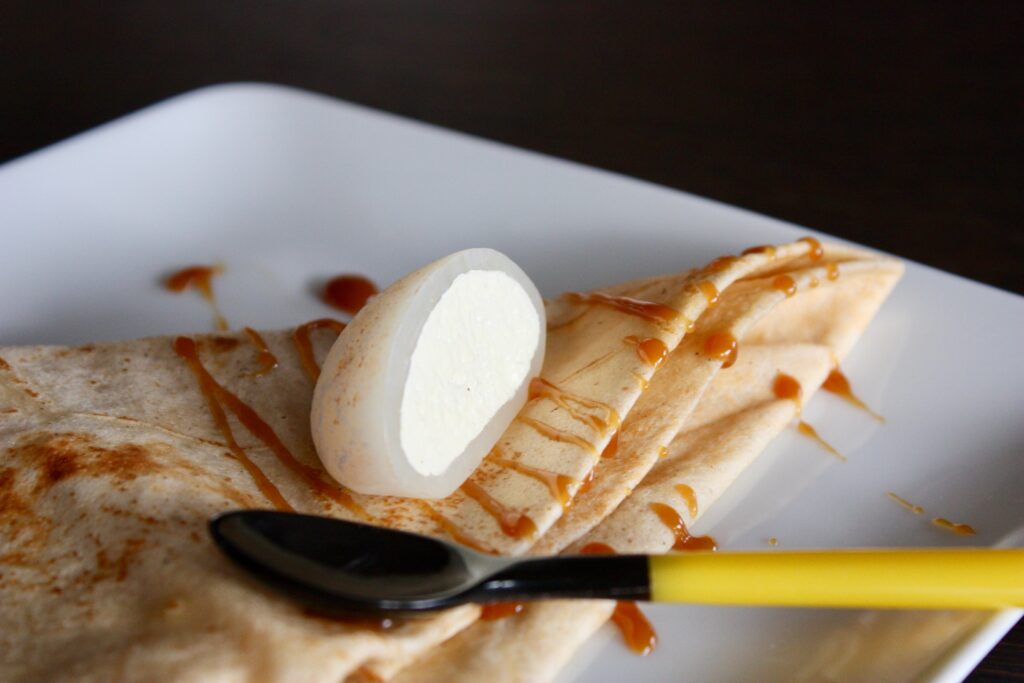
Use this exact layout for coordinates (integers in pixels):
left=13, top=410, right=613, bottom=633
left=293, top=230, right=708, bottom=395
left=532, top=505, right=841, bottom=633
left=932, top=518, right=977, bottom=535
left=564, top=291, right=682, bottom=332
left=796, top=421, right=845, bottom=462
left=174, top=336, right=369, bottom=519
left=293, top=318, right=346, bottom=382
left=165, top=265, right=229, bottom=331
left=823, top=367, right=884, bottom=422
left=243, top=327, right=278, bottom=375
left=649, top=502, right=717, bottom=551
left=886, top=492, right=924, bottom=514
left=459, top=480, right=537, bottom=540
left=579, top=542, right=657, bottom=655
left=675, top=484, right=699, bottom=518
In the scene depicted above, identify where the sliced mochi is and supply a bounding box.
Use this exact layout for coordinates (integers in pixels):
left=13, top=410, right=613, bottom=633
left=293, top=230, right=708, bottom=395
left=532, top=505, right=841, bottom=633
left=311, top=248, right=546, bottom=498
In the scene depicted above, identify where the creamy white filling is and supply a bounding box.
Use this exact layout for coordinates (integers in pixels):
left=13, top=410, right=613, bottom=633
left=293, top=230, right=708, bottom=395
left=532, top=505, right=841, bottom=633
left=400, top=270, right=540, bottom=477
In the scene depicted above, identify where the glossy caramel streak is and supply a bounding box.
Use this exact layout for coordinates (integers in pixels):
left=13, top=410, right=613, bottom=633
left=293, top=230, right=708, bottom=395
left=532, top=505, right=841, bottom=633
left=415, top=501, right=495, bottom=554
left=480, top=602, right=526, bottom=621
left=243, top=327, right=278, bottom=375
left=886, top=492, right=924, bottom=514
left=675, top=484, right=698, bottom=518
left=696, top=281, right=719, bottom=307
left=611, top=601, right=658, bottom=656
left=823, top=368, right=885, bottom=422
left=293, top=318, right=347, bottom=382
left=176, top=336, right=369, bottom=519
left=649, top=502, right=717, bottom=551
left=460, top=480, right=537, bottom=539
left=601, top=432, right=619, bottom=459
left=933, top=517, right=977, bottom=535
left=166, top=265, right=228, bottom=331
left=742, top=245, right=777, bottom=258
left=173, top=337, right=292, bottom=511
left=492, top=456, right=574, bottom=509
left=579, top=542, right=616, bottom=556
left=796, top=421, right=846, bottom=462
left=564, top=291, right=681, bottom=331
left=517, top=416, right=598, bottom=455
left=529, top=377, right=621, bottom=435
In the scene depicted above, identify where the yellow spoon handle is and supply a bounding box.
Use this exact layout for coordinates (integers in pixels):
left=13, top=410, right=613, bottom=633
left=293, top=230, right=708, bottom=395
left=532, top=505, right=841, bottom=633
left=649, top=549, right=1024, bottom=609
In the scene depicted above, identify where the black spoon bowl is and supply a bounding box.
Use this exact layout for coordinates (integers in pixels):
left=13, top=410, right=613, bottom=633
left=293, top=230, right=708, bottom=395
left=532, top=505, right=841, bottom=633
left=210, top=510, right=649, bottom=617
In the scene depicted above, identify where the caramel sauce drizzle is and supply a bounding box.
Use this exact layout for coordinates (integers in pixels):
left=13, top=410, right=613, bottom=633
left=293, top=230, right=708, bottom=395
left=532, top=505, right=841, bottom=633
left=809, top=275, right=821, bottom=288
left=772, top=274, right=797, bottom=298
left=799, top=236, right=825, bottom=260
left=886, top=492, right=924, bottom=514
left=293, top=318, right=346, bottom=382
left=932, top=518, right=977, bottom=536
left=649, top=502, right=718, bottom=551
left=564, top=291, right=681, bottom=332
left=700, top=331, right=738, bottom=368
left=576, top=468, right=596, bottom=497
left=480, top=602, right=525, bottom=621
left=675, top=484, right=698, bottom=518
left=460, top=480, right=537, bottom=539
left=323, top=274, right=378, bottom=315
left=174, top=336, right=291, bottom=511
left=796, top=421, right=845, bottom=462
left=166, top=265, right=228, bottom=331
left=492, top=455, right=574, bottom=510
left=742, top=245, right=777, bottom=258
left=415, top=501, right=495, bottom=554
left=823, top=368, right=884, bottom=422
left=697, top=281, right=719, bottom=307
left=601, top=432, right=619, bottom=459
left=243, top=327, right=278, bottom=375
left=175, top=336, right=369, bottom=519
left=579, top=542, right=656, bottom=655
left=658, top=446, right=668, bottom=460
left=528, top=378, right=620, bottom=436
left=518, top=416, right=598, bottom=455
left=623, top=336, right=669, bottom=369
left=826, top=262, right=840, bottom=281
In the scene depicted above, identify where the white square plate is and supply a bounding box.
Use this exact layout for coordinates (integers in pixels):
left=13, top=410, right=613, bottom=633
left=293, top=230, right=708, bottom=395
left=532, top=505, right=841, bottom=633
left=1, top=83, right=1020, bottom=682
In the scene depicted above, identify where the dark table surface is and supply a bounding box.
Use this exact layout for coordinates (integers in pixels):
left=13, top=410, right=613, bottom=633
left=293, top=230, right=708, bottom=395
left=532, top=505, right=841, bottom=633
left=4, top=2, right=1022, bottom=680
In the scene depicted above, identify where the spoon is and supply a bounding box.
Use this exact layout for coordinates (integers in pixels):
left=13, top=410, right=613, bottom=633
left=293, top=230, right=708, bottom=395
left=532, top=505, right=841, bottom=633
left=210, top=511, right=1024, bottom=617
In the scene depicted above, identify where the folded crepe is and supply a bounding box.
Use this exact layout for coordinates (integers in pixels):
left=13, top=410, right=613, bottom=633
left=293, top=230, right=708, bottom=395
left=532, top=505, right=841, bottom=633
left=0, top=240, right=902, bottom=683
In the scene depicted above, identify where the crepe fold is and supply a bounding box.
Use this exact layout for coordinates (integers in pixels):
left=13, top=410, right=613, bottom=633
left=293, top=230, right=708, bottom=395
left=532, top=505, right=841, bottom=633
left=0, top=240, right=901, bottom=682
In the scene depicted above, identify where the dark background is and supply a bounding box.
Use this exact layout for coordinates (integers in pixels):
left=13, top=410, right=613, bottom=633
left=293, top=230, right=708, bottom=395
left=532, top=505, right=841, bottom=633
left=3, top=1, right=1022, bottom=678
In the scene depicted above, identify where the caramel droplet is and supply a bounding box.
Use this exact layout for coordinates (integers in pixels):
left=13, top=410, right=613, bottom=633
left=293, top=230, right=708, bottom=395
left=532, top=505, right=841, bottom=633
left=701, top=332, right=738, bottom=368
left=826, top=262, right=840, bottom=281
left=611, top=601, right=658, bottom=656
left=799, top=236, right=824, bottom=261
left=771, top=274, right=797, bottom=298
left=675, top=484, right=698, bottom=518
left=697, top=281, right=719, bottom=307
left=481, top=602, right=526, bottom=621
